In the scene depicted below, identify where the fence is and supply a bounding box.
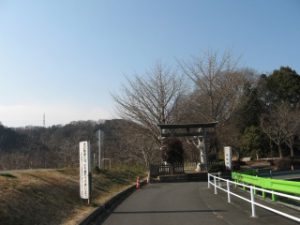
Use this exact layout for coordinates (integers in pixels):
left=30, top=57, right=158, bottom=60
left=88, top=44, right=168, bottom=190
left=150, top=161, right=225, bottom=177
left=150, top=164, right=184, bottom=176
left=184, top=161, right=225, bottom=172
left=207, top=173, right=300, bottom=223
left=232, top=172, right=300, bottom=195
left=184, top=162, right=197, bottom=172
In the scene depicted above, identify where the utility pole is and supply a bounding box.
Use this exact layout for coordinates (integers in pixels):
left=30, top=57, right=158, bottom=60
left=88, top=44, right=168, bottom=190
left=98, top=130, right=102, bottom=169
left=97, top=120, right=105, bottom=169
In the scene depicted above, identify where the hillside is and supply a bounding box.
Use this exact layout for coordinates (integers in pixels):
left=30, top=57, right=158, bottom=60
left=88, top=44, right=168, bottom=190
left=0, top=166, right=146, bottom=225
left=0, top=119, right=147, bottom=170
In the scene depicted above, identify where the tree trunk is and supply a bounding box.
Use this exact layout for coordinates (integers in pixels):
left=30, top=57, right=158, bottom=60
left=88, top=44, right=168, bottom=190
left=290, top=146, right=294, bottom=171
left=278, top=145, right=283, bottom=158
left=289, top=146, right=294, bottom=158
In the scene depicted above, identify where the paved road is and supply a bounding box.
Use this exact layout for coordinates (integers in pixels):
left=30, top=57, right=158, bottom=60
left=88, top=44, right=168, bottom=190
left=259, top=170, right=300, bottom=181
left=273, top=174, right=300, bottom=180
left=101, top=182, right=299, bottom=225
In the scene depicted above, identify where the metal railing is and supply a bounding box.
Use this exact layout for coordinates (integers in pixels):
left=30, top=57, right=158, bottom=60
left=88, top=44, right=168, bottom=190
left=232, top=172, right=300, bottom=195
left=207, top=173, right=300, bottom=223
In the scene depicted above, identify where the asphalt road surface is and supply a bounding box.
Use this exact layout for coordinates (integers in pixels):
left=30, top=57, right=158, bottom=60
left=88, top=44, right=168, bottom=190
left=101, top=182, right=299, bottom=225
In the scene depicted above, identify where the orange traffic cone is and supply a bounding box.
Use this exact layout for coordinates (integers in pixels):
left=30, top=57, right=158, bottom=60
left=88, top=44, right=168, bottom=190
left=136, top=176, right=140, bottom=189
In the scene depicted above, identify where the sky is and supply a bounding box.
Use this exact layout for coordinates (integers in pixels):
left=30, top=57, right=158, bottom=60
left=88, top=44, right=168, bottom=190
left=0, top=0, right=299, bottom=127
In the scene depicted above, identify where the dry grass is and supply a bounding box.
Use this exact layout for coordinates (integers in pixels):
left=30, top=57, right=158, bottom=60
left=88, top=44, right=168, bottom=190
left=0, top=165, right=146, bottom=225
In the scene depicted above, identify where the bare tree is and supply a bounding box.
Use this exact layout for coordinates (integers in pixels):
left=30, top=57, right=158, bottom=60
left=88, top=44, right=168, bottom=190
left=113, top=63, right=185, bottom=144
left=104, top=120, right=160, bottom=166
left=124, top=126, right=160, bottom=167
left=179, top=50, right=255, bottom=123
left=260, top=102, right=300, bottom=159
left=278, top=103, right=300, bottom=159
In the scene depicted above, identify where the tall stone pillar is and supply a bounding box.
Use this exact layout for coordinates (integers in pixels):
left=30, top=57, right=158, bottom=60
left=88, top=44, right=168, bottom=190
left=197, top=128, right=207, bottom=171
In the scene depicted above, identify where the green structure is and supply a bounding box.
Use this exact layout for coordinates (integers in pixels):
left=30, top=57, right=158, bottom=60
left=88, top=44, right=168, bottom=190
left=232, top=172, right=300, bottom=200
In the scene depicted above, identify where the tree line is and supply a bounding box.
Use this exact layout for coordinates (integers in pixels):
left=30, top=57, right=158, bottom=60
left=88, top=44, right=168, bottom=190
left=1, top=50, right=299, bottom=170
left=0, top=120, right=146, bottom=170
left=113, top=51, right=300, bottom=167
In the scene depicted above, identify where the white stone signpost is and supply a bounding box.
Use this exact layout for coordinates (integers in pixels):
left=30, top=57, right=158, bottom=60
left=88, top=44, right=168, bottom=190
left=79, top=141, right=91, bottom=203
left=224, top=146, right=232, bottom=170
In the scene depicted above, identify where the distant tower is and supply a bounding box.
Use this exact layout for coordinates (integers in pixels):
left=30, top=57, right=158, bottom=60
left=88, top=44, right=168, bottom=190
left=43, top=113, right=46, bottom=127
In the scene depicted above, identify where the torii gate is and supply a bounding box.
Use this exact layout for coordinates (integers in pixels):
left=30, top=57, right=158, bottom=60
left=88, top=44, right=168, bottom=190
left=157, top=122, right=218, bottom=171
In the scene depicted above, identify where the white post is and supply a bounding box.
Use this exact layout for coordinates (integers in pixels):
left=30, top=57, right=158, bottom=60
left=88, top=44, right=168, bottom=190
left=208, top=173, right=210, bottom=189
left=79, top=141, right=91, bottom=204
left=218, top=172, right=221, bottom=187
left=224, top=146, right=232, bottom=170
left=98, top=130, right=102, bottom=169
left=227, top=180, right=231, bottom=203
left=214, top=176, right=217, bottom=194
left=250, top=186, right=256, bottom=217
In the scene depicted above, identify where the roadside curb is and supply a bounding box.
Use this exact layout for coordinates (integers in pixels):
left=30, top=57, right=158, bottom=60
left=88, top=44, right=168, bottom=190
left=79, top=181, right=146, bottom=225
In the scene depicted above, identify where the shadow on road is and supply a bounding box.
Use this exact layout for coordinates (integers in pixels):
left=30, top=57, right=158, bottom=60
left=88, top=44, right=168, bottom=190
left=112, top=209, right=226, bottom=214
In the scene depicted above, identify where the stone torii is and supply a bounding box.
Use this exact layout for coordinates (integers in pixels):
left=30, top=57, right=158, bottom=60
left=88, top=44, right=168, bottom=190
left=157, top=122, right=218, bottom=171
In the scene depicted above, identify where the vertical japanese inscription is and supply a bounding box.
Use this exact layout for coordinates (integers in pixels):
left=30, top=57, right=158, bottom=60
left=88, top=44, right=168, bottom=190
left=79, top=141, right=90, bottom=199
left=224, top=146, right=232, bottom=170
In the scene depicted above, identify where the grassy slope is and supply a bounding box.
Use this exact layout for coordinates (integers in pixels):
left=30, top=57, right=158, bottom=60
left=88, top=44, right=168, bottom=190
left=0, top=165, right=146, bottom=225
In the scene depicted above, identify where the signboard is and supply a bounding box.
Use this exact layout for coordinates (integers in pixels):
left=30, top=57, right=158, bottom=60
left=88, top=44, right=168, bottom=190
left=224, top=146, right=232, bottom=170
left=79, top=141, right=91, bottom=199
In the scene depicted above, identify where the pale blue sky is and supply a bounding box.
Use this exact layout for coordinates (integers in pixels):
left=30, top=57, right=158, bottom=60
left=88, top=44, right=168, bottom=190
left=0, top=0, right=299, bottom=127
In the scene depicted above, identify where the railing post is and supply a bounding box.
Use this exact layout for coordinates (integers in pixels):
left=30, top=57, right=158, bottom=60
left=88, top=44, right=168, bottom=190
left=208, top=173, right=210, bottom=189
left=218, top=172, right=221, bottom=187
left=272, top=191, right=277, bottom=202
left=214, top=176, right=217, bottom=194
left=250, top=186, right=256, bottom=218
left=227, top=180, right=231, bottom=203
left=262, top=191, right=266, bottom=199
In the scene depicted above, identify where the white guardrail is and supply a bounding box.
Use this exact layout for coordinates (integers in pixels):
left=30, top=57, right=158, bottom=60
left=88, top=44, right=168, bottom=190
left=207, top=173, right=300, bottom=223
